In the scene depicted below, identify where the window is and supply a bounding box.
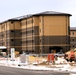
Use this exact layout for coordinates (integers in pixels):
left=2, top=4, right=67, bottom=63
left=26, top=41, right=28, bottom=43
left=11, top=39, right=14, bottom=41
left=2, top=34, right=4, bottom=37
left=32, top=30, right=34, bottom=33
left=3, top=42, right=5, bottom=45
left=40, top=39, right=41, bottom=43
left=73, top=38, right=74, bottom=41
left=20, top=32, right=22, bottom=35
left=72, top=32, right=74, bottom=35
left=73, top=45, right=74, bottom=47
left=32, top=40, right=34, bottom=43
left=11, top=30, right=14, bottom=32
left=11, top=21, right=13, bottom=24
left=40, top=29, right=41, bottom=32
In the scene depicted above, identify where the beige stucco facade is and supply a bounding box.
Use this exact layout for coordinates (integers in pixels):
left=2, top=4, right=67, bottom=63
left=0, top=11, right=71, bottom=54
left=21, top=14, right=71, bottom=53
left=0, top=20, right=21, bottom=53
left=70, top=27, right=76, bottom=49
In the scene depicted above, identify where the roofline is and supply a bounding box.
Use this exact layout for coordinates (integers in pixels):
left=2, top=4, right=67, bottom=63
left=0, top=11, right=72, bottom=23
left=20, top=14, right=72, bottom=20
left=33, top=14, right=72, bottom=16
left=70, top=27, right=76, bottom=31
left=32, top=11, right=72, bottom=16
left=0, top=19, right=20, bottom=24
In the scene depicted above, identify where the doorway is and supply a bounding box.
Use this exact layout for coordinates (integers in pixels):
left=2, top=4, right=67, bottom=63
left=49, top=46, right=63, bottom=53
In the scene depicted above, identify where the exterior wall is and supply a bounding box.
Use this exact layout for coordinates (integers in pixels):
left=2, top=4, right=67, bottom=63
left=21, top=15, right=70, bottom=53
left=0, top=13, right=71, bottom=54
left=21, top=17, right=39, bottom=53
left=39, top=16, right=70, bottom=53
left=21, top=18, right=33, bottom=52
left=70, top=30, right=76, bottom=49
left=0, top=21, right=22, bottom=53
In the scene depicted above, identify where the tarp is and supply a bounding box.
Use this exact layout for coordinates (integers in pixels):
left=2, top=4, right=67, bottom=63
left=0, top=46, right=6, bottom=49
left=65, top=50, right=76, bottom=56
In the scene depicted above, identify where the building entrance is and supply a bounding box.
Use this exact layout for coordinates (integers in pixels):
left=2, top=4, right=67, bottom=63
left=49, top=46, right=63, bottom=53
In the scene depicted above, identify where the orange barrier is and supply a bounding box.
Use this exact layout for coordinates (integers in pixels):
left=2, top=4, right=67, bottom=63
left=47, top=54, right=54, bottom=62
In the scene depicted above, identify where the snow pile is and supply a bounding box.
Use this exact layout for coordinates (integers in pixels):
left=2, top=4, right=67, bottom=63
left=0, top=56, right=76, bottom=75
left=70, top=73, right=76, bottom=75
left=55, top=57, right=67, bottom=64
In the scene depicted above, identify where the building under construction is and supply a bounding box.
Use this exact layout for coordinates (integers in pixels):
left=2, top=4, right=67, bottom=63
left=0, top=11, right=71, bottom=54
left=70, top=27, right=76, bottom=50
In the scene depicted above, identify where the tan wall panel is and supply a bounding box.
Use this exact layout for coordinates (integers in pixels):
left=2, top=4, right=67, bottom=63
left=44, top=16, right=70, bottom=35
left=39, top=16, right=69, bottom=36
left=1, top=24, right=4, bottom=32
left=39, top=16, right=43, bottom=36
left=44, top=16, right=66, bottom=26
left=10, top=21, right=21, bottom=30
left=22, top=25, right=26, bottom=29
left=33, top=17, right=39, bottom=26
left=21, top=19, right=26, bottom=23
left=27, top=24, right=33, bottom=28
left=14, top=21, right=21, bottom=29
left=21, top=20, right=26, bottom=29
left=1, top=21, right=21, bottom=30
left=67, top=16, right=70, bottom=26
left=4, top=22, right=7, bottom=31
left=39, top=25, right=43, bottom=36
left=0, top=25, right=1, bottom=32
left=70, top=31, right=76, bottom=37
left=44, top=25, right=66, bottom=36
left=6, top=22, right=10, bottom=30
left=10, top=23, right=14, bottom=30
left=0, top=22, right=10, bottom=32
left=21, top=17, right=33, bottom=28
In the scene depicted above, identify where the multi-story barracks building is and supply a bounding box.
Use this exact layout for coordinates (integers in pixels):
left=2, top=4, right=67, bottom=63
left=0, top=11, right=71, bottom=54
left=70, top=27, right=76, bottom=50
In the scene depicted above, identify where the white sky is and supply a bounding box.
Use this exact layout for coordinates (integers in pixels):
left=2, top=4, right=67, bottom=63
left=0, top=0, right=76, bottom=27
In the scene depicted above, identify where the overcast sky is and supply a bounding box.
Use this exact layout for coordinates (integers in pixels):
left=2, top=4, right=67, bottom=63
left=0, top=0, right=76, bottom=27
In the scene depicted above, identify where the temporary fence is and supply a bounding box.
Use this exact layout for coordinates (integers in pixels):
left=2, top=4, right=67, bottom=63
left=20, top=53, right=65, bottom=65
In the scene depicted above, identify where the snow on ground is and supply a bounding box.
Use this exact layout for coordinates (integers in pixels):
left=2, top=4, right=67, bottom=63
left=0, top=57, right=76, bottom=75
